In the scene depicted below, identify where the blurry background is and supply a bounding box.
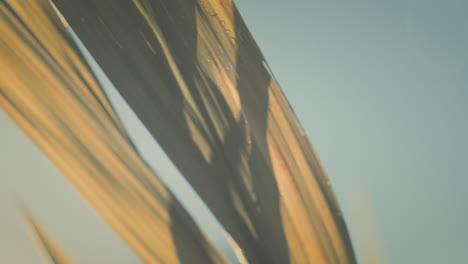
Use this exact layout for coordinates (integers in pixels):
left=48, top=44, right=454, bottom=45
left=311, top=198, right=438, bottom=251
left=1, top=0, right=467, bottom=263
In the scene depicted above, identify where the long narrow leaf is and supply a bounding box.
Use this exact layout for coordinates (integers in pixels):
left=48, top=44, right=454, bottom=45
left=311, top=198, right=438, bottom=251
left=0, top=1, right=228, bottom=263
left=51, top=0, right=356, bottom=263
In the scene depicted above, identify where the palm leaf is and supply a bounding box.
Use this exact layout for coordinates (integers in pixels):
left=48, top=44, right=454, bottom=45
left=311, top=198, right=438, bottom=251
left=0, top=1, right=228, bottom=263
left=51, top=0, right=356, bottom=263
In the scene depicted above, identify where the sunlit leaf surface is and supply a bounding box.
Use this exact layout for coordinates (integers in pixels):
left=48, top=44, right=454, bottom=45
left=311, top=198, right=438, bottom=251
left=51, top=0, right=356, bottom=263
left=0, top=1, right=228, bottom=263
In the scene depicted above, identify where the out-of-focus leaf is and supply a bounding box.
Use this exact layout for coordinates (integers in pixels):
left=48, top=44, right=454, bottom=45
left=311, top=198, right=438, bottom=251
left=23, top=210, right=76, bottom=264
left=0, top=1, right=228, bottom=263
left=52, top=0, right=356, bottom=263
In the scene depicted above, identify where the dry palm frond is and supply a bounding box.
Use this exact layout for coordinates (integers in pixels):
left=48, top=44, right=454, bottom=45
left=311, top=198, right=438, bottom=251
left=0, top=1, right=228, bottom=263
left=51, top=0, right=356, bottom=263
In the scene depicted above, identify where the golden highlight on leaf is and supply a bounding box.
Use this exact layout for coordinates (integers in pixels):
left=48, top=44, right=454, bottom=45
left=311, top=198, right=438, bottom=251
left=0, top=1, right=228, bottom=263
left=51, top=0, right=356, bottom=263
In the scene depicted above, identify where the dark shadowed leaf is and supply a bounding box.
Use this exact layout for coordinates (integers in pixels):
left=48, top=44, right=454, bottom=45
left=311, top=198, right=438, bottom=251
left=0, top=1, right=228, bottom=263
left=51, top=0, right=356, bottom=263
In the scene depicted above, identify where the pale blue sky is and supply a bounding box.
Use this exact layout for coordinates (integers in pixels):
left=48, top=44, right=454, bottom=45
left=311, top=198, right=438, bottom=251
left=234, top=0, right=468, bottom=263
left=1, top=0, right=467, bottom=263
